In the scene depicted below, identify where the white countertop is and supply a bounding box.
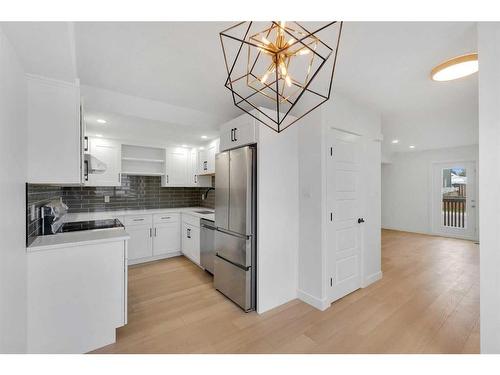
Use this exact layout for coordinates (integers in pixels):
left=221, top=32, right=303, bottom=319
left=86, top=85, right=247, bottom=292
left=27, top=207, right=214, bottom=252
left=63, top=206, right=215, bottom=223
left=27, top=228, right=130, bottom=253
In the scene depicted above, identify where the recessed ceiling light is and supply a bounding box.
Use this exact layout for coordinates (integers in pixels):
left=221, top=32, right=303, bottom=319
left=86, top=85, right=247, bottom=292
left=199, top=147, right=205, bottom=150
left=201, top=135, right=208, bottom=139
left=96, top=134, right=103, bottom=138
left=181, top=144, right=188, bottom=147
left=431, top=53, right=478, bottom=81
left=96, top=119, right=107, bottom=124
left=391, top=139, right=399, bottom=144
left=409, top=145, right=415, bottom=149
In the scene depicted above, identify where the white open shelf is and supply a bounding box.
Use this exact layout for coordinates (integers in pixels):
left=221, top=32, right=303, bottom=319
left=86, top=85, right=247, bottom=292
left=121, top=144, right=165, bottom=176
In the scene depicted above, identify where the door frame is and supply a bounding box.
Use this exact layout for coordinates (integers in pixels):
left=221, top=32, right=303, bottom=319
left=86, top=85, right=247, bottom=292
left=430, top=159, right=478, bottom=241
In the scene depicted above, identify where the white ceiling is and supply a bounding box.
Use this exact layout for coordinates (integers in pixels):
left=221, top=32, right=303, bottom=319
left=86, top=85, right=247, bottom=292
left=74, top=22, right=238, bottom=117
left=1, top=21, right=478, bottom=151
left=0, top=22, right=78, bottom=81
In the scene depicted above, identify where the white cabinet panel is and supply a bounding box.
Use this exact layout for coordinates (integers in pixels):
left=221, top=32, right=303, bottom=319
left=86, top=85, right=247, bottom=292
left=197, top=148, right=209, bottom=175
left=27, top=75, right=82, bottom=184
left=188, top=148, right=199, bottom=186
left=27, top=240, right=126, bottom=353
left=188, top=148, right=211, bottom=187
left=181, top=222, right=200, bottom=264
left=85, top=137, right=121, bottom=187
left=162, top=148, right=188, bottom=186
left=126, top=225, right=153, bottom=261
left=153, top=222, right=180, bottom=256
left=198, top=139, right=219, bottom=175
left=219, top=113, right=257, bottom=152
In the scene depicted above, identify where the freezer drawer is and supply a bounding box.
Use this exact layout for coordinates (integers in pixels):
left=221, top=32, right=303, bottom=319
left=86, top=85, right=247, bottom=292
left=215, top=229, right=251, bottom=268
left=214, top=255, right=252, bottom=311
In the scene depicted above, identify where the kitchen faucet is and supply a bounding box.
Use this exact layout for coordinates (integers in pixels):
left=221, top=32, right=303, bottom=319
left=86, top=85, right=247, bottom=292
left=202, top=187, right=215, bottom=200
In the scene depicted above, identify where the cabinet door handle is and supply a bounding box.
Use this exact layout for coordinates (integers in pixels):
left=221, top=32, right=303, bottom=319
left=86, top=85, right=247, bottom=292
left=233, top=127, right=238, bottom=142
left=203, top=161, right=207, bottom=171
left=118, top=173, right=121, bottom=184
left=161, top=216, right=171, bottom=220
left=149, top=228, right=152, bottom=237
left=166, top=175, right=169, bottom=183
left=154, top=228, right=157, bottom=237
left=84, top=160, right=89, bottom=181
left=231, top=128, right=234, bottom=142
left=133, top=218, right=144, bottom=221
left=84, top=136, right=89, bottom=152
left=187, top=228, right=191, bottom=239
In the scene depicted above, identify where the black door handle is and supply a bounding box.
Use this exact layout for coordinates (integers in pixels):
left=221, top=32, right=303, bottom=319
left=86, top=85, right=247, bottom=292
left=233, top=127, right=238, bottom=141
left=358, top=218, right=365, bottom=224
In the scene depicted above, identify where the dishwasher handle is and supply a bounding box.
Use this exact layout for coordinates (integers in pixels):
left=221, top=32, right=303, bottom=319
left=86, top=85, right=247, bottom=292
left=200, top=222, right=216, bottom=230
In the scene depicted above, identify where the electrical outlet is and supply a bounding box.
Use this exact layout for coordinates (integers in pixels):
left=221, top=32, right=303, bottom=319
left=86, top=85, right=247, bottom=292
left=104, top=195, right=110, bottom=203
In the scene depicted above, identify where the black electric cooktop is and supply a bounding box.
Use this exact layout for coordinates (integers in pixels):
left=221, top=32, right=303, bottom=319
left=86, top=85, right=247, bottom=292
left=58, top=219, right=124, bottom=233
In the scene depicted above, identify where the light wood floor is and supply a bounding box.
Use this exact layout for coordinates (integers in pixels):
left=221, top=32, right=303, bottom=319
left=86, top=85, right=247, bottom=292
left=92, top=229, right=479, bottom=354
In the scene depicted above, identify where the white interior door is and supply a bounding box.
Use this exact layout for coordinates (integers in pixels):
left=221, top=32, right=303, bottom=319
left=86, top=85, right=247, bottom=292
left=432, top=161, right=477, bottom=240
left=327, top=129, right=362, bottom=303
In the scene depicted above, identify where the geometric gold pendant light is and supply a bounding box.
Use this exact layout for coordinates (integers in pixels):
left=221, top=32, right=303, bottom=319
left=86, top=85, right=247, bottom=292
left=220, top=21, right=343, bottom=133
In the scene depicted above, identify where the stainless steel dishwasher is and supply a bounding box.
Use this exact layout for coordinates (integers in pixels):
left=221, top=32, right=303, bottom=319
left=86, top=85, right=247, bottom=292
left=200, top=218, right=216, bottom=274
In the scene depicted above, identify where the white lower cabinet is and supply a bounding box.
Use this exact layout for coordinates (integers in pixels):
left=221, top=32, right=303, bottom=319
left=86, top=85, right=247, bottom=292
left=153, top=222, right=180, bottom=256
left=126, top=225, right=153, bottom=261
left=181, top=217, right=200, bottom=265
left=125, top=213, right=181, bottom=264
left=27, top=239, right=127, bottom=353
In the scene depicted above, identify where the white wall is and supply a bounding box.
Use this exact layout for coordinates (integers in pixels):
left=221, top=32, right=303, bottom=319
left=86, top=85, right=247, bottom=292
left=381, top=102, right=478, bottom=159
left=298, top=94, right=382, bottom=309
left=257, top=122, right=299, bottom=314
left=0, top=27, right=27, bottom=353
left=381, top=145, right=478, bottom=237
left=478, top=22, right=500, bottom=354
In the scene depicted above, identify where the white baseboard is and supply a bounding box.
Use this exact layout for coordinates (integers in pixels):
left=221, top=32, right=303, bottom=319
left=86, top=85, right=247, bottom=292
left=297, top=289, right=330, bottom=311
left=128, top=251, right=181, bottom=266
left=362, top=271, right=383, bottom=288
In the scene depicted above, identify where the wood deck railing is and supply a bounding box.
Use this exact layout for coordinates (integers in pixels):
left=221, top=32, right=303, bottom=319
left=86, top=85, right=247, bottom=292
left=443, top=197, right=466, bottom=228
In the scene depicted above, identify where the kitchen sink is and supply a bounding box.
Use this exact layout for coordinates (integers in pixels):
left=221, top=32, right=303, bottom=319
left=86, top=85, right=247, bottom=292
left=193, top=210, right=214, bottom=214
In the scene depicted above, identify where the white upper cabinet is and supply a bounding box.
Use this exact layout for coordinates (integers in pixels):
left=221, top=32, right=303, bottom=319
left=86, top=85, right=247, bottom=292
left=198, top=139, right=219, bottom=175
left=27, top=75, right=82, bottom=184
left=162, top=147, right=188, bottom=186
left=85, top=137, right=122, bottom=187
left=219, top=113, right=257, bottom=152
left=188, top=148, right=199, bottom=185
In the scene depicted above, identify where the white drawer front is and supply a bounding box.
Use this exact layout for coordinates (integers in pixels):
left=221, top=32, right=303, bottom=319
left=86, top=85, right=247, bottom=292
left=153, top=213, right=180, bottom=224
left=182, top=213, right=201, bottom=227
left=124, top=215, right=153, bottom=227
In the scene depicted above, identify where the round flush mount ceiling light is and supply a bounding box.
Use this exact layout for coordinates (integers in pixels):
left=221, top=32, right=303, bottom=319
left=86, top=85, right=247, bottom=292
left=431, top=53, right=478, bottom=81
left=391, top=139, right=399, bottom=144
left=409, top=145, right=415, bottom=149
left=96, top=119, right=107, bottom=124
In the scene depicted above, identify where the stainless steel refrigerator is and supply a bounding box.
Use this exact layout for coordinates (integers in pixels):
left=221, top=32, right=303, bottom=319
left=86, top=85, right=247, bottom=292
left=214, top=145, right=256, bottom=312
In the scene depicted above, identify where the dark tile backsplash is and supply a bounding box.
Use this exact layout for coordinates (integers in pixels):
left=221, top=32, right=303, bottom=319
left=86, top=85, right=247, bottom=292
left=26, top=175, right=215, bottom=245
left=26, top=183, right=63, bottom=245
